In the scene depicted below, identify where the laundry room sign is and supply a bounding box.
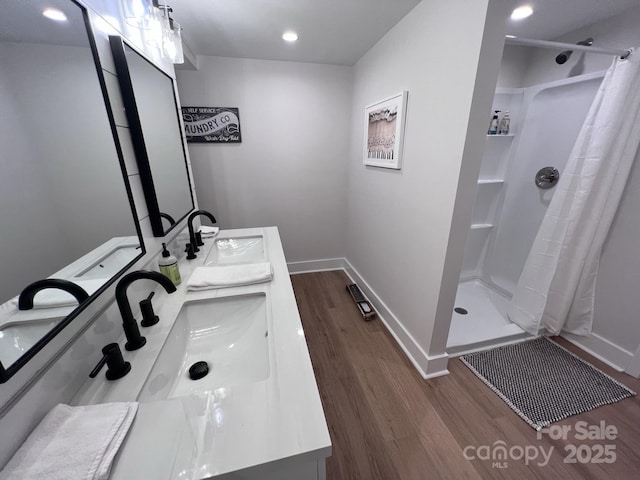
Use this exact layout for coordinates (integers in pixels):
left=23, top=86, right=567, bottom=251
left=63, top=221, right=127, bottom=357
left=181, top=107, right=242, bottom=143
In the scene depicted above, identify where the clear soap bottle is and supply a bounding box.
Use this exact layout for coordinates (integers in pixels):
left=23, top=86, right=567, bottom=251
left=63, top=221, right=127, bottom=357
left=158, top=243, right=181, bottom=286
left=498, top=111, right=510, bottom=135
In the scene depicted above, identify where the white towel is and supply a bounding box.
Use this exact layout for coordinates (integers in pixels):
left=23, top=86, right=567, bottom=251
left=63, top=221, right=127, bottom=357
left=187, top=263, right=273, bottom=291
left=199, top=225, right=219, bottom=238
left=0, top=402, right=138, bottom=480
left=10, top=278, right=105, bottom=309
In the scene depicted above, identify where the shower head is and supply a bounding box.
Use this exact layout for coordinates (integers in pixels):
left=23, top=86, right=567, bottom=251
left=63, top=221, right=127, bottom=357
left=555, top=50, right=572, bottom=64
left=555, top=37, right=594, bottom=64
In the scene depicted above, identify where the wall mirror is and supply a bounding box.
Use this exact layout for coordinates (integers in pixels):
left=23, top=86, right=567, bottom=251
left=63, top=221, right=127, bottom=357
left=110, top=36, right=194, bottom=237
left=0, top=0, right=144, bottom=382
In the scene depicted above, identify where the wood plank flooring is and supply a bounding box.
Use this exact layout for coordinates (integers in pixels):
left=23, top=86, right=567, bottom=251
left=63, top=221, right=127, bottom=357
left=291, top=270, right=640, bottom=480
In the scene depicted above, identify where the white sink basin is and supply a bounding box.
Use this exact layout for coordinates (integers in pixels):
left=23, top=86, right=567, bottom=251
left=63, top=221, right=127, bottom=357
left=73, top=244, right=140, bottom=279
left=0, top=317, right=62, bottom=366
left=138, top=292, right=270, bottom=402
left=204, top=236, right=265, bottom=266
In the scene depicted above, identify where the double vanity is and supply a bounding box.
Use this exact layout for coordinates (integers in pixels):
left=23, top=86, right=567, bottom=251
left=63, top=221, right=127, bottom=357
left=72, top=227, right=331, bottom=480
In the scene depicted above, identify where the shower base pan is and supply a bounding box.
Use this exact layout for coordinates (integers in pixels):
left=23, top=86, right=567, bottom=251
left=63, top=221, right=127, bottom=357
left=447, top=280, right=531, bottom=356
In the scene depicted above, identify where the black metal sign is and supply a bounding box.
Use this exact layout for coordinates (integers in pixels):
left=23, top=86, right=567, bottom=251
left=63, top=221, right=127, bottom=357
left=181, top=107, right=242, bottom=143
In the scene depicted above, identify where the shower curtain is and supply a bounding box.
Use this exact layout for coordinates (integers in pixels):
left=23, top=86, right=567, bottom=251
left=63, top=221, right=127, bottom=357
left=508, top=49, right=640, bottom=336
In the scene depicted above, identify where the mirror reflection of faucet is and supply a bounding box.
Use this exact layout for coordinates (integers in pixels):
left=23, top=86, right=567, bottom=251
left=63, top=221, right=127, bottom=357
left=115, top=271, right=177, bottom=351
left=18, top=279, right=90, bottom=311
left=159, top=212, right=176, bottom=228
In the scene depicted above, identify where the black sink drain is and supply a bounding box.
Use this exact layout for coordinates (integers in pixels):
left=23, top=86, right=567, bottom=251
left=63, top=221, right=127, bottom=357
left=454, top=307, right=468, bottom=315
left=189, top=361, right=209, bottom=380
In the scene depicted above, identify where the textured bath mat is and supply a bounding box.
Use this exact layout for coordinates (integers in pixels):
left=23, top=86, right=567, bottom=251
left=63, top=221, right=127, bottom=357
left=460, top=337, right=635, bottom=430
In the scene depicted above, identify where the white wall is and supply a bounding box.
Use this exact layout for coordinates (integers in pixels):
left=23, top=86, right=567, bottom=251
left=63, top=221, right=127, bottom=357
left=176, top=57, right=352, bottom=263
left=496, top=45, right=533, bottom=88
left=345, top=0, right=509, bottom=375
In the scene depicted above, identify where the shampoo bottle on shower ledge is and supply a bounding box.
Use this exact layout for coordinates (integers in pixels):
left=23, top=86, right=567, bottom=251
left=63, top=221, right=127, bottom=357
left=499, top=111, right=510, bottom=135
left=488, top=110, right=500, bottom=134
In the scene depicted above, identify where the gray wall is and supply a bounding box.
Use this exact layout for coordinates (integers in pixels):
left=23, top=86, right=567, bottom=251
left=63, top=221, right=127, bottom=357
left=176, top=56, right=352, bottom=263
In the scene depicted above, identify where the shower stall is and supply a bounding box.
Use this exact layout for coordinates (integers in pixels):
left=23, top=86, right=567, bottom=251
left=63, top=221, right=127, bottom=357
left=447, top=70, right=605, bottom=355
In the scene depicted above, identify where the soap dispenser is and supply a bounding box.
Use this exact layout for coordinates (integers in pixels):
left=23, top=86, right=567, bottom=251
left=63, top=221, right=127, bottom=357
left=158, top=243, right=181, bottom=286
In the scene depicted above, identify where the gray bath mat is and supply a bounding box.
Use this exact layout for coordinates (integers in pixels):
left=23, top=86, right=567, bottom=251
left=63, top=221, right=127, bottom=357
left=460, top=337, right=635, bottom=430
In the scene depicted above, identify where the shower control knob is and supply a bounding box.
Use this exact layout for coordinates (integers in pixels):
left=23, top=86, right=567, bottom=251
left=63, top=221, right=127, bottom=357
left=535, top=167, right=560, bottom=189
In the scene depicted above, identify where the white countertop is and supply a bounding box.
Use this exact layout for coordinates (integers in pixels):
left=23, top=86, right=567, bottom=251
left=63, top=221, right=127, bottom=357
left=72, top=227, right=331, bottom=479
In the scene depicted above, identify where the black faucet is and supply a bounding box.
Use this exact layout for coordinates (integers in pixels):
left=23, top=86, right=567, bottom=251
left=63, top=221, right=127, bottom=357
left=116, top=270, right=177, bottom=351
left=18, top=279, right=90, bottom=310
left=159, top=212, right=176, bottom=228
left=187, top=209, right=217, bottom=253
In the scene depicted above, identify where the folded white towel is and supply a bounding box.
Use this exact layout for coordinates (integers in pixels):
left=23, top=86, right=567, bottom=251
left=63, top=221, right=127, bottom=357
left=199, top=225, right=219, bottom=238
left=10, top=278, right=105, bottom=310
left=0, top=402, right=138, bottom=480
left=187, top=263, right=273, bottom=290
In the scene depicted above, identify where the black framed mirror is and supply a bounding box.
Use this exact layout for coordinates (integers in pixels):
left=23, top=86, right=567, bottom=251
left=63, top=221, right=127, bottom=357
left=0, top=0, right=145, bottom=382
left=109, top=36, right=195, bottom=237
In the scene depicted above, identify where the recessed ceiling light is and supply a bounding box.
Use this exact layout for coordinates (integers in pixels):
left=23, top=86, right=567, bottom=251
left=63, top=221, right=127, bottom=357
left=282, top=31, right=298, bottom=42
left=511, top=5, right=533, bottom=20
left=42, top=8, right=67, bottom=22
left=505, top=35, right=516, bottom=39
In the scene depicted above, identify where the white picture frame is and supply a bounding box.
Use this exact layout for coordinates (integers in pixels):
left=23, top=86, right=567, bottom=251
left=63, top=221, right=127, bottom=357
left=363, top=91, right=408, bottom=169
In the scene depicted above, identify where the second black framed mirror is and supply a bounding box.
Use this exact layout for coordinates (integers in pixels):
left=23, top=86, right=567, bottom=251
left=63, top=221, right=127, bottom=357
left=109, top=36, right=194, bottom=237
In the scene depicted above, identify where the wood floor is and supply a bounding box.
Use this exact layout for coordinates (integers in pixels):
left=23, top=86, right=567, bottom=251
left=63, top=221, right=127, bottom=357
left=291, top=270, right=640, bottom=480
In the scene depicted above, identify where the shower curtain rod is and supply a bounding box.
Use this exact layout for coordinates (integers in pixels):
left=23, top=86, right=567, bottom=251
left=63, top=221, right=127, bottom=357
left=505, top=36, right=632, bottom=59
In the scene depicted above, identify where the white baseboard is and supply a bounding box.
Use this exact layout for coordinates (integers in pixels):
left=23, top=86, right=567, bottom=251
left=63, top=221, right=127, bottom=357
left=287, top=258, right=346, bottom=274
left=562, top=331, right=634, bottom=372
left=342, top=259, right=449, bottom=379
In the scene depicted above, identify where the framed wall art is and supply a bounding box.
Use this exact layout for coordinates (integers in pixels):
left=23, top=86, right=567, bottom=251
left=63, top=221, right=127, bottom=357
left=363, top=91, right=407, bottom=169
left=181, top=106, right=242, bottom=143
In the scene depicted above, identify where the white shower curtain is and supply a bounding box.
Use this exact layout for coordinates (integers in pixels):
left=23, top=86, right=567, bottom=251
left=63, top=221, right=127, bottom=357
left=508, top=49, right=640, bottom=336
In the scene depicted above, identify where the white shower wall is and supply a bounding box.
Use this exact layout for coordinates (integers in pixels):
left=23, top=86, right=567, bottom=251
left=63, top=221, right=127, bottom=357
left=485, top=74, right=603, bottom=295
left=450, top=72, right=603, bottom=353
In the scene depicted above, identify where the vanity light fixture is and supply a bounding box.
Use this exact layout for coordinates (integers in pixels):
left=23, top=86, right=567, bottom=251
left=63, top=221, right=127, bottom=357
left=282, top=31, right=299, bottom=42
left=121, top=0, right=184, bottom=64
left=158, top=4, right=184, bottom=64
left=42, top=8, right=67, bottom=22
left=511, top=5, right=533, bottom=20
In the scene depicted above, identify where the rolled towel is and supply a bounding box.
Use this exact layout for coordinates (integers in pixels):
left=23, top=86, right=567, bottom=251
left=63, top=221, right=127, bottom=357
left=199, top=225, right=219, bottom=238
left=0, top=402, right=138, bottom=480
left=187, top=263, right=273, bottom=291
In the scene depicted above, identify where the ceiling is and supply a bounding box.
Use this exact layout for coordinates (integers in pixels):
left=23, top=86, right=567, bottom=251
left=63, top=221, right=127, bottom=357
left=1, top=0, right=89, bottom=47
left=504, top=0, right=639, bottom=39
left=170, top=0, right=639, bottom=66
